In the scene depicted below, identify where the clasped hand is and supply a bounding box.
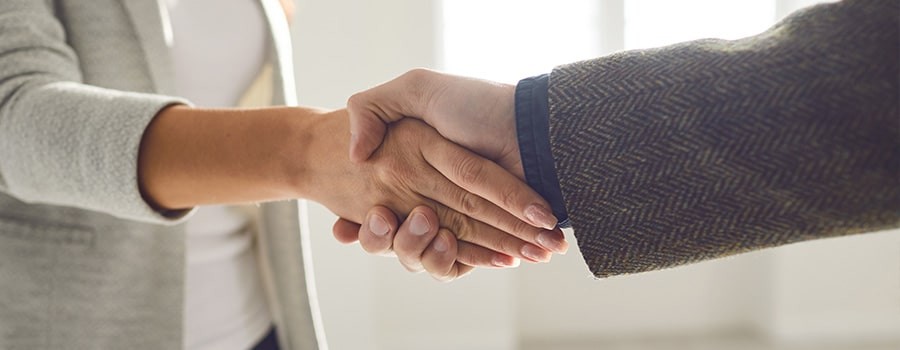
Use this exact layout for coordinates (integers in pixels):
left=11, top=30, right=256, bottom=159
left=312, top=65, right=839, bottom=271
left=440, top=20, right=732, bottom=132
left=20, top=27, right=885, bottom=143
left=323, top=69, right=568, bottom=281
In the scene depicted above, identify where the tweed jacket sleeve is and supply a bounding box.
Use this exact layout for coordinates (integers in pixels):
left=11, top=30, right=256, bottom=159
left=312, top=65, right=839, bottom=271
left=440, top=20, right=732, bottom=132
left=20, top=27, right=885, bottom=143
left=546, top=0, right=899, bottom=277
left=0, top=0, right=189, bottom=224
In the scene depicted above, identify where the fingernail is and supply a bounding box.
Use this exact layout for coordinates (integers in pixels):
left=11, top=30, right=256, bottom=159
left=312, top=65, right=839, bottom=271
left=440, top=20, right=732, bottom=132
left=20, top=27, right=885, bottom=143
left=432, top=235, right=448, bottom=252
left=492, top=255, right=519, bottom=268
left=536, top=231, right=569, bottom=254
left=368, top=214, right=389, bottom=236
left=409, top=213, right=430, bottom=236
left=521, top=244, right=551, bottom=263
left=525, top=205, right=557, bottom=230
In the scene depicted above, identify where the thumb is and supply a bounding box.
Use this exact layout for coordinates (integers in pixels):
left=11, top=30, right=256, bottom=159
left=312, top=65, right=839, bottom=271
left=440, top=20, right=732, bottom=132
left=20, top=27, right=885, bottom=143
left=347, top=69, right=436, bottom=162
left=347, top=104, right=387, bottom=162
left=332, top=217, right=362, bottom=244
left=347, top=106, right=389, bottom=163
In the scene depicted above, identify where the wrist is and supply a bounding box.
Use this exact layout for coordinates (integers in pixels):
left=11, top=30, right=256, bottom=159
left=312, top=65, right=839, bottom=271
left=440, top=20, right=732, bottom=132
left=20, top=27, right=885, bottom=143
left=286, top=109, right=353, bottom=203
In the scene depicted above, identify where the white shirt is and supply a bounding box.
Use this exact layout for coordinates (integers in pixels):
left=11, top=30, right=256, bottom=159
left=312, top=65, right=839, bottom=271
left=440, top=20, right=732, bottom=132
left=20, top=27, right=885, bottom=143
left=164, top=0, right=273, bottom=349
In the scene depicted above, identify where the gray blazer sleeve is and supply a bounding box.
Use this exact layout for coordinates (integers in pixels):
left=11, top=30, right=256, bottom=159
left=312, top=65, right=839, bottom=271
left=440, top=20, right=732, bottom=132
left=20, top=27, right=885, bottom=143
left=547, top=0, right=899, bottom=277
left=0, top=0, right=190, bottom=224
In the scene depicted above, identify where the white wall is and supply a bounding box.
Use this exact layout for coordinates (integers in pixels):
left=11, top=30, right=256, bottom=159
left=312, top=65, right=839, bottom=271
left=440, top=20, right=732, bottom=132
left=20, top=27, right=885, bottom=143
left=290, top=1, right=900, bottom=349
left=767, top=231, right=900, bottom=345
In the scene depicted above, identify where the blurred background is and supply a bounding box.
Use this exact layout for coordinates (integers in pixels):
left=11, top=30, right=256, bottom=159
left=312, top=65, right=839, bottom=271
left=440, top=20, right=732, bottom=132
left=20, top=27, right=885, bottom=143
left=289, top=1, right=900, bottom=349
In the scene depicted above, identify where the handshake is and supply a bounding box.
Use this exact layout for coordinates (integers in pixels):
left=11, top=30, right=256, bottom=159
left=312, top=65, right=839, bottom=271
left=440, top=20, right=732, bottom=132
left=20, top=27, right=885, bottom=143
left=324, top=69, right=567, bottom=282
left=140, top=68, right=565, bottom=283
left=141, top=0, right=897, bottom=281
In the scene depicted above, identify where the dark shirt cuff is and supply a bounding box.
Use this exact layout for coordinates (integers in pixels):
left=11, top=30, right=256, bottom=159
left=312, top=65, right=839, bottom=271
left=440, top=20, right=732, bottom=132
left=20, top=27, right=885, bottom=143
left=515, top=74, right=570, bottom=228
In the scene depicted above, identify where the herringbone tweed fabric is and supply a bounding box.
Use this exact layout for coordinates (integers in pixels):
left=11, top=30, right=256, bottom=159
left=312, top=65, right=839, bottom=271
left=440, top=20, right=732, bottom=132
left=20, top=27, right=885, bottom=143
left=548, top=0, right=899, bottom=278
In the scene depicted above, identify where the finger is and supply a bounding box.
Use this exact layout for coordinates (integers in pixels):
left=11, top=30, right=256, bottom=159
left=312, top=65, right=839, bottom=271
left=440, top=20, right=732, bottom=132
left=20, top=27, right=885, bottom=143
left=407, top=206, right=518, bottom=269
left=332, top=218, right=361, bottom=244
left=393, top=207, right=440, bottom=272
left=347, top=70, right=431, bottom=162
left=433, top=204, right=552, bottom=264
left=418, top=165, right=568, bottom=256
left=455, top=240, right=520, bottom=269
left=423, top=140, right=560, bottom=232
left=420, top=229, right=457, bottom=281
left=422, top=232, right=496, bottom=282
left=358, top=206, right=399, bottom=256
left=454, top=263, right=476, bottom=280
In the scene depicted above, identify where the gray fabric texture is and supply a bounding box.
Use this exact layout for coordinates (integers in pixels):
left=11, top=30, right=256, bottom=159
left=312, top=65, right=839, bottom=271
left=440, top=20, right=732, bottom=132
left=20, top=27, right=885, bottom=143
left=0, top=0, right=187, bottom=223
left=0, top=0, right=324, bottom=349
left=548, top=0, right=900, bottom=277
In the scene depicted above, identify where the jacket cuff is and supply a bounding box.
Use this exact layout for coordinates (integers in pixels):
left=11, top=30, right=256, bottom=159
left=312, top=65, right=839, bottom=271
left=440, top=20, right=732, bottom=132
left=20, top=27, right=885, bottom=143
left=515, top=74, right=570, bottom=227
left=0, top=82, right=195, bottom=225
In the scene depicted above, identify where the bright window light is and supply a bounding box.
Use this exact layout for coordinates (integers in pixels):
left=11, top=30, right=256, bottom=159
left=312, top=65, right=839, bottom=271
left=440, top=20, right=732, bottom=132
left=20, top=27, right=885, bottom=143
left=441, top=1, right=780, bottom=82
left=440, top=0, right=601, bottom=83
left=625, top=0, right=775, bottom=50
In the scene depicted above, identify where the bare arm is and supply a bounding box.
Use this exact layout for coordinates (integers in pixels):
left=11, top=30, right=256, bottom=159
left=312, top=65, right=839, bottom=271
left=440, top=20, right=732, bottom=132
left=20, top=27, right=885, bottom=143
left=138, top=105, right=318, bottom=210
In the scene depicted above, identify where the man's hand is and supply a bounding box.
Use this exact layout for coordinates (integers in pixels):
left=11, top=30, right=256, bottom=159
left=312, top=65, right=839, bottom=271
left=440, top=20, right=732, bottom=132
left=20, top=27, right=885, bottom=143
left=303, top=111, right=562, bottom=267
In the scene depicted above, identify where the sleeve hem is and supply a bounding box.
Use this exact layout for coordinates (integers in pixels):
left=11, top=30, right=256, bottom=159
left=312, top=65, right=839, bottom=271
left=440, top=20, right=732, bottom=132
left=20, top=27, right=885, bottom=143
left=0, top=82, right=195, bottom=225
left=515, top=74, right=570, bottom=227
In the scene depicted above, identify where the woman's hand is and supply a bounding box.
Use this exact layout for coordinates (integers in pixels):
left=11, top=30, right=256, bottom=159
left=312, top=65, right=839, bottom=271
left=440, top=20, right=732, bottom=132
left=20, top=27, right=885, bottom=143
left=298, top=110, right=564, bottom=266
left=347, top=69, right=523, bottom=178
left=333, top=203, right=567, bottom=281
left=333, top=205, right=486, bottom=281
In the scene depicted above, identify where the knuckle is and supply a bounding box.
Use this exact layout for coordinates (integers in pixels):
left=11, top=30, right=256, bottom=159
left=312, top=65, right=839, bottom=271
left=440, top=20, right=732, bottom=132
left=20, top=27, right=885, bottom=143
left=496, top=235, right=521, bottom=257
left=373, top=164, right=411, bottom=193
left=459, top=191, right=481, bottom=215
left=431, top=272, right=456, bottom=283
left=444, top=212, right=474, bottom=242
left=346, top=92, right=365, bottom=109
left=457, top=266, right=474, bottom=279
left=509, top=218, right=537, bottom=238
left=373, top=163, right=395, bottom=184
left=437, top=228, right=454, bottom=240
left=360, top=239, right=389, bottom=255
left=395, top=229, right=426, bottom=257
left=392, top=236, right=414, bottom=256
left=499, top=185, right=520, bottom=211
left=397, top=249, right=425, bottom=271
left=455, top=154, right=485, bottom=187
left=403, top=68, right=431, bottom=87
left=400, top=69, right=433, bottom=115
left=428, top=176, right=447, bottom=196
left=428, top=251, right=457, bottom=282
left=401, top=263, right=424, bottom=274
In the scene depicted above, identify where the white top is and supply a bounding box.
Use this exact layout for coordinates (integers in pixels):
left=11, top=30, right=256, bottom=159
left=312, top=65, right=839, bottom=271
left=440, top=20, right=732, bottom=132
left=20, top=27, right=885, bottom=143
left=164, top=0, right=273, bottom=349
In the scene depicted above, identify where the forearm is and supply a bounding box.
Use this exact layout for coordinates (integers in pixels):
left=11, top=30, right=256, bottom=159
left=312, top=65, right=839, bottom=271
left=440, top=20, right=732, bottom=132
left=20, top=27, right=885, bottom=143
left=137, top=105, right=326, bottom=210
left=542, top=0, right=899, bottom=276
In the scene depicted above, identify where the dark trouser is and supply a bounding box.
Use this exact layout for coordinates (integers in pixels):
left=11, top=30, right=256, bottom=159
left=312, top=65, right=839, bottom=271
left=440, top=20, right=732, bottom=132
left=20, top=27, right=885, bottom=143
left=252, top=328, right=280, bottom=350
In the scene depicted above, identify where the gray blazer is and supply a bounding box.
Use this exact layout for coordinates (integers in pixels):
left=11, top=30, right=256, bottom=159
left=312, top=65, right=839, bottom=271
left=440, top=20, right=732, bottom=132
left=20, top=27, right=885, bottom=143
left=0, top=0, right=325, bottom=349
